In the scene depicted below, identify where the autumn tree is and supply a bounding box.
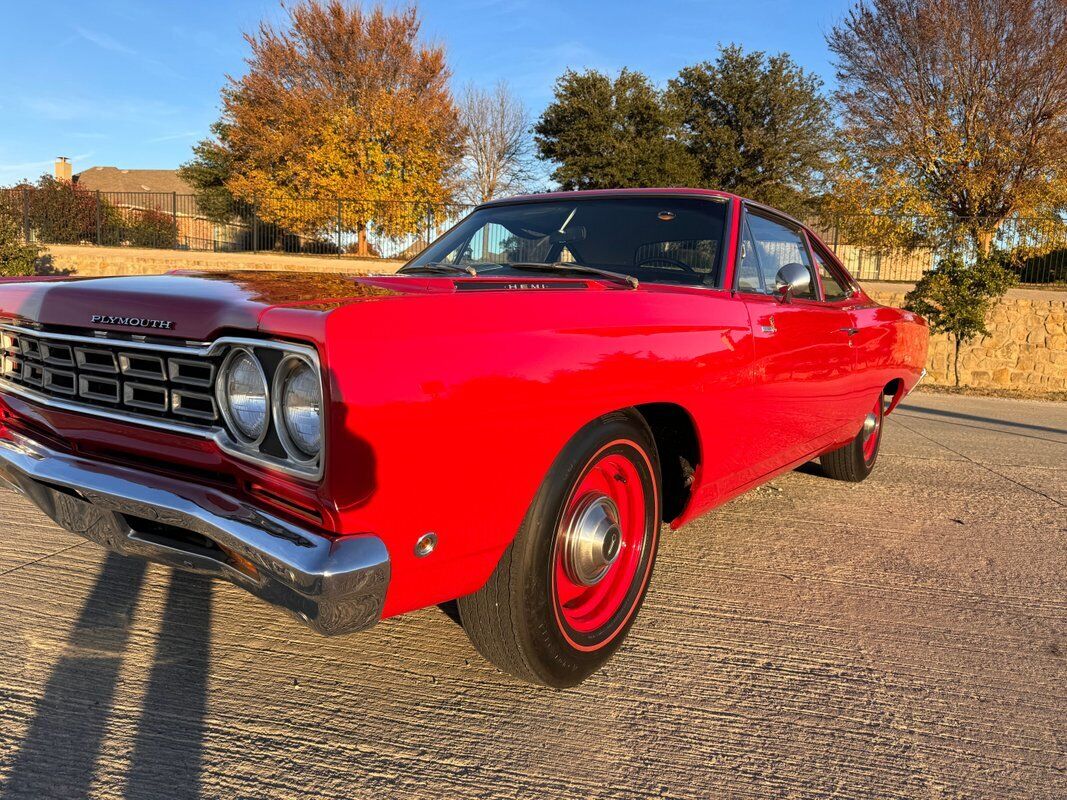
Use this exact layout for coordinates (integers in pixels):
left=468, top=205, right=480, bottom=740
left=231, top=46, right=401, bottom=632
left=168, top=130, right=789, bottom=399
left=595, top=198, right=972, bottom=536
left=458, top=81, right=534, bottom=204
left=534, top=69, right=697, bottom=189
left=184, top=1, right=463, bottom=253
left=828, top=0, right=1067, bottom=252
left=668, top=45, right=833, bottom=218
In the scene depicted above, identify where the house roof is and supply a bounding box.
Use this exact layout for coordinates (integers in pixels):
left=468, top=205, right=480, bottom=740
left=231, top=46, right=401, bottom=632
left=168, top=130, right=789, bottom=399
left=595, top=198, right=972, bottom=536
left=73, top=167, right=194, bottom=195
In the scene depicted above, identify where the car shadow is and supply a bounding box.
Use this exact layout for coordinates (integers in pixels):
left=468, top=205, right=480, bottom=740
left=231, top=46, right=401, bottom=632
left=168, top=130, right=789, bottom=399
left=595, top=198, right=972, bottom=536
left=0, top=553, right=212, bottom=800
left=124, top=570, right=212, bottom=800
left=897, top=403, right=1067, bottom=435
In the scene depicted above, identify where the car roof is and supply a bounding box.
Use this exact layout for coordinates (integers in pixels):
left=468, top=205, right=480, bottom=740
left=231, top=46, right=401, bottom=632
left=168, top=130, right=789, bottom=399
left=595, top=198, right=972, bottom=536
left=477, top=188, right=806, bottom=229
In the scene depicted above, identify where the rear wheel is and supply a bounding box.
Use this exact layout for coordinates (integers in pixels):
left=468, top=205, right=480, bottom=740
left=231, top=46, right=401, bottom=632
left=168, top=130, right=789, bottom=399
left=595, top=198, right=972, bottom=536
left=458, top=412, right=661, bottom=687
left=820, top=393, right=886, bottom=482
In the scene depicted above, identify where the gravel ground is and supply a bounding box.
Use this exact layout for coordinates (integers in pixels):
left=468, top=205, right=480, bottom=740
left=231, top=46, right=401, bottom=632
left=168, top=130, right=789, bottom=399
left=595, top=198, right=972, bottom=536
left=0, top=392, right=1064, bottom=799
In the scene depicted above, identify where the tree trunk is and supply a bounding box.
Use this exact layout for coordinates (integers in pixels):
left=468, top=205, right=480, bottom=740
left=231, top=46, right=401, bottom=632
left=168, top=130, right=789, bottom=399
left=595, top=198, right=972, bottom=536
left=970, top=219, right=1004, bottom=257
left=357, top=224, right=368, bottom=257
left=953, top=334, right=961, bottom=387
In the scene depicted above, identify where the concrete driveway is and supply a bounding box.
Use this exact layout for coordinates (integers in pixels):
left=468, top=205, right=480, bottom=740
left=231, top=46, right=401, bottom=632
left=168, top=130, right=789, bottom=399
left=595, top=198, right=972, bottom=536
left=0, top=392, right=1063, bottom=799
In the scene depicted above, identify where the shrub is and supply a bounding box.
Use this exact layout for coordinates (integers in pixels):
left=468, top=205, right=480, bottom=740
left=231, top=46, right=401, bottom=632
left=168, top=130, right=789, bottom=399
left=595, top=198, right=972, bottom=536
left=17, top=175, right=124, bottom=245
left=124, top=209, right=179, bottom=248
left=905, top=251, right=1017, bottom=386
left=26, top=175, right=98, bottom=243
left=0, top=212, right=39, bottom=277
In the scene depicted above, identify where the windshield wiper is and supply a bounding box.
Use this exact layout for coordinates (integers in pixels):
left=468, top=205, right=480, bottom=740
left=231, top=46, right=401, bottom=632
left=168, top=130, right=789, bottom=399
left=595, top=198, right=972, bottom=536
left=399, top=261, right=478, bottom=276
left=506, top=262, right=639, bottom=289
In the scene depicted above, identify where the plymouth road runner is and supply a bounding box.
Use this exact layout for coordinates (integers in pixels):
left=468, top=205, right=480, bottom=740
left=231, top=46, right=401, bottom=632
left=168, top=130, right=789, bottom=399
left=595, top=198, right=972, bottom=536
left=0, top=189, right=928, bottom=686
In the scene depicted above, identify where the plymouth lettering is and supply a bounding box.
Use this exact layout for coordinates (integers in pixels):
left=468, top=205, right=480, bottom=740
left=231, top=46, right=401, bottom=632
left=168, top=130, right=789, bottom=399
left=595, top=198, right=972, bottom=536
left=90, top=315, right=174, bottom=330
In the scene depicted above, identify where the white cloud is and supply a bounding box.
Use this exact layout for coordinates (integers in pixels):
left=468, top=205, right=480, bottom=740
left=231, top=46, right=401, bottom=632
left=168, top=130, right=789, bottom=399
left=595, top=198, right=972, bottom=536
left=146, top=131, right=201, bottom=144
left=75, top=27, right=138, bottom=56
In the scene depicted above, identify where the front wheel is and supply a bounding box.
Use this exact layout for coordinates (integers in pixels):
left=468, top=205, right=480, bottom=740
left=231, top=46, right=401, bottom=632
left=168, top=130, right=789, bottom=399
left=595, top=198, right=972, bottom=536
left=458, top=412, right=661, bottom=687
left=820, top=393, right=886, bottom=482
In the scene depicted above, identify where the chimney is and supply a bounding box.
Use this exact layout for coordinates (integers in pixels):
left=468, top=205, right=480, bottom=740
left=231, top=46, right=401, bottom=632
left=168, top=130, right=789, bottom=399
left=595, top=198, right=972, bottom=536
left=54, top=156, right=72, bottom=182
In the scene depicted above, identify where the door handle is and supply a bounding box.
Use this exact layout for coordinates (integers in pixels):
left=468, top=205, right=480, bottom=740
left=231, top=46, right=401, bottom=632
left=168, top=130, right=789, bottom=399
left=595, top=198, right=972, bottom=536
left=840, top=327, right=860, bottom=336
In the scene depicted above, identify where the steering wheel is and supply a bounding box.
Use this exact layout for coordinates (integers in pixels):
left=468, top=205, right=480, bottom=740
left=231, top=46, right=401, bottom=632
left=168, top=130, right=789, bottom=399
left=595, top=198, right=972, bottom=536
left=636, top=255, right=697, bottom=273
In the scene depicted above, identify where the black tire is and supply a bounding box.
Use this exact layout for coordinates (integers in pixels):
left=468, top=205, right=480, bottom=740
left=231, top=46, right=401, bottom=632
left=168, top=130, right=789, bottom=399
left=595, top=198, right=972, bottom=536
left=458, top=411, right=661, bottom=687
left=820, top=393, right=886, bottom=482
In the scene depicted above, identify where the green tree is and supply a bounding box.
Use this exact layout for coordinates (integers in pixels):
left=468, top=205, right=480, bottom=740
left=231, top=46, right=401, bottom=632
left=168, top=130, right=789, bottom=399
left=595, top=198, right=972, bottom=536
left=668, top=45, right=833, bottom=217
left=904, top=252, right=1017, bottom=386
left=534, top=68, right=697, bottom=189
left=178, top=124, right=237, bottom=223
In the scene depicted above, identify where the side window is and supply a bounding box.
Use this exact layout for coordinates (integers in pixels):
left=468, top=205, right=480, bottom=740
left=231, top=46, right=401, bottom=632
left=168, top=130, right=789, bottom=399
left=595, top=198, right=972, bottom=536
left=742, top=213, right=817, bottom=300
left=811, top=244, right=851, bottom=301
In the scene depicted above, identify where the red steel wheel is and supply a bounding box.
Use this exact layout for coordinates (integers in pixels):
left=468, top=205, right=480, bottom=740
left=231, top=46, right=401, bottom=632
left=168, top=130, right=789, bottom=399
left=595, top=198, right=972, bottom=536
left=861, top=395, right=884, bottom=464
left=820, top=390, right=888, bottom=482
left=552, top=444, right=656, bottom=651
left=458, top=412, right=661, bottom=686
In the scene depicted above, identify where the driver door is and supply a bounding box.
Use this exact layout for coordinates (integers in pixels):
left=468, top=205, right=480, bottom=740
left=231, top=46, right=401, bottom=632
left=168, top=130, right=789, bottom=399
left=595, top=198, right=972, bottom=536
left=738, top=210, right=856, bottom=477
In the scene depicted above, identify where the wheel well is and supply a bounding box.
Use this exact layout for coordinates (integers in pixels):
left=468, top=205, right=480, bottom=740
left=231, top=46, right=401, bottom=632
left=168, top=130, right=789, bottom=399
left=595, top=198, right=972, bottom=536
left=633, top=403, right=700, bottom=523
left=883, top=378, right=904, bottom=414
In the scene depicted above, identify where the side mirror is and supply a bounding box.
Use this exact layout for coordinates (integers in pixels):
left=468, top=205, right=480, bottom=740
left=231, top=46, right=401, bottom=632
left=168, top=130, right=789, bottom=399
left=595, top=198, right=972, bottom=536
left=774, top=263, right=811, bottom=303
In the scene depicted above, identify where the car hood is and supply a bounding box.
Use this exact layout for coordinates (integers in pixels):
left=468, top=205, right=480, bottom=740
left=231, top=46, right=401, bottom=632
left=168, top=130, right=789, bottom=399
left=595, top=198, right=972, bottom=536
left=0, top=270, right=626, bottom=341
left=0, top=271, right=437, bottom=340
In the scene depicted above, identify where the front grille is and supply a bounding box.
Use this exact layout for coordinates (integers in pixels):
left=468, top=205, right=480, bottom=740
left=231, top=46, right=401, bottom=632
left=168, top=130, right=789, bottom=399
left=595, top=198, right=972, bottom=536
left=0, top=325, right=220, bottom=427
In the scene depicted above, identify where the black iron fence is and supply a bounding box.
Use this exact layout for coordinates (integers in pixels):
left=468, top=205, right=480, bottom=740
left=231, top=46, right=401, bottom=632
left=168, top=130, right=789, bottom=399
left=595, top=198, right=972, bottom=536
left=0, top=186, right=474, bottom=261
left=2, top=185, right=1065, bottom=285
left=807, top=214, right=1067, bottom=286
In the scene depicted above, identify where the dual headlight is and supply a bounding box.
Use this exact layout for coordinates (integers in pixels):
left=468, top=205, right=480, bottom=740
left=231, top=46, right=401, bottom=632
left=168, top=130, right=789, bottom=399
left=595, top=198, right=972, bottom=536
left=216, top=346, right=322, bottom=470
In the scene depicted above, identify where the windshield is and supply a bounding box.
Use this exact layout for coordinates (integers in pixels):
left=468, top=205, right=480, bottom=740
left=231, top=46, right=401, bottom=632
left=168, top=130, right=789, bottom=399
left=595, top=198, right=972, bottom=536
left=406, top=196, right=729, bottom=287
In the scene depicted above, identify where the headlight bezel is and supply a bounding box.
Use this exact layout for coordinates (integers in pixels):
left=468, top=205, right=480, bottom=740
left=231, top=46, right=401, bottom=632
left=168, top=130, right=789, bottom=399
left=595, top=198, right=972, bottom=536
left=216, top=346, right=271, bottom=447
left=271, top=353, right=323, bottom=464
left=211, top=339, right=325, bottom=481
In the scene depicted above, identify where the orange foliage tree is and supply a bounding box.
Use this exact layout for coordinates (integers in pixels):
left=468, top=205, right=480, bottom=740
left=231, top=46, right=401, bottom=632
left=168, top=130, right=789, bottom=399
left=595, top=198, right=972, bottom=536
left=201, top=1, right=463, bottom=253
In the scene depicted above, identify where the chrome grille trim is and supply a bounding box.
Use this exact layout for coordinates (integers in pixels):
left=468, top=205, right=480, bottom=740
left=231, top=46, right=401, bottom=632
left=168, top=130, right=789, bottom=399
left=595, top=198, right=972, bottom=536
left=0, top=323, right=324, bottom=481
left=171, top=389, right=217, bottom=421
left=74, top=347, right=119, bottom=373
left=119, top=353, right=167, bottom=381
left=78, top=374, right=120, bottom=403
left=168, top=358, right=215, bottom=387
left=123, top=382, right=169, bottom=412
left=2, top=325, right=217, bottom=427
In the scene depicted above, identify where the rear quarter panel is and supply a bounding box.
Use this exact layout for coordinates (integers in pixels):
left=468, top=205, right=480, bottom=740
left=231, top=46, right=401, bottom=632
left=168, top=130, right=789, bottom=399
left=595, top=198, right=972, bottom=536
left=851, top=293, right=930, bottom=410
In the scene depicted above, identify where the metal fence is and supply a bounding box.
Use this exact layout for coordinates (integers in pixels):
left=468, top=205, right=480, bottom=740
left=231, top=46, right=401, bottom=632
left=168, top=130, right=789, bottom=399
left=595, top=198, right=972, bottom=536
left=2, top=186, right=1065, bottom=285
left=0, top=186, right=474, bottom=261
left=807, top=214, right=1067, bottom=286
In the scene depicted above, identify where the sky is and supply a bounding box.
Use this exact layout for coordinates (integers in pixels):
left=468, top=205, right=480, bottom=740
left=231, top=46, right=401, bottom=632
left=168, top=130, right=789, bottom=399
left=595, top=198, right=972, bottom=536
left=0, top=0, right=855, bottom=186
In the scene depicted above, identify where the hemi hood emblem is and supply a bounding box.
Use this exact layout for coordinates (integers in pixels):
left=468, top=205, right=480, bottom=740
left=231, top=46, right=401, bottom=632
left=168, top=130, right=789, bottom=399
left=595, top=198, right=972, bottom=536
left=90, top=314, right=175, bottom=330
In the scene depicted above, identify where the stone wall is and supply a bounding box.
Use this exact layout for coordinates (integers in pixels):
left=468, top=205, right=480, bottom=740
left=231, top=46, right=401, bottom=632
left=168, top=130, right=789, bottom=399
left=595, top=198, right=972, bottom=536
left=38, top=244, right=404, bottom=277
left=865, top=283, right=1067, bottom=393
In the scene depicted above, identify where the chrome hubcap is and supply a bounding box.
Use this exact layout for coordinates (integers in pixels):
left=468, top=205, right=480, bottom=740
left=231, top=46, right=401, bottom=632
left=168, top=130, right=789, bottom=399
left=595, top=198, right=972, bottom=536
left=863, top=412, right=878, bottom=438
left=561, top=493, right=622, bottom=587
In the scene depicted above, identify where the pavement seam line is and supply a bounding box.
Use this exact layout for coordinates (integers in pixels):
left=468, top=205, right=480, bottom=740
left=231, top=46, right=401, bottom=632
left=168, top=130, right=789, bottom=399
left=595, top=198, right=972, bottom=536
left=894, top=418, right=1064, bottom=507
left=0, top=541, right=85, bottom=579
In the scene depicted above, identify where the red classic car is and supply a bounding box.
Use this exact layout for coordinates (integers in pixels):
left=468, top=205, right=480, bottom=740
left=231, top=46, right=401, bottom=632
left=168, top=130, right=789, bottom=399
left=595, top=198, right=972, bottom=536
left=0, top=189, right=927, bottom=686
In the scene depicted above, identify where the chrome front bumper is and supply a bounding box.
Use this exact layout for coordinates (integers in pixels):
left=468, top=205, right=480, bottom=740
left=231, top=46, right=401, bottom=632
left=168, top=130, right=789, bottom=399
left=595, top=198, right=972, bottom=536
left=0, top=430, right=389, bottom=636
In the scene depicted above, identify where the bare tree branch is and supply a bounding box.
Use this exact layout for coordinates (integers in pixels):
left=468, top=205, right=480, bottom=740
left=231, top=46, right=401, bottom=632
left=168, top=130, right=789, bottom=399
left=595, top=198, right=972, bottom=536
left=458, top=81, right=534, bottom=204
